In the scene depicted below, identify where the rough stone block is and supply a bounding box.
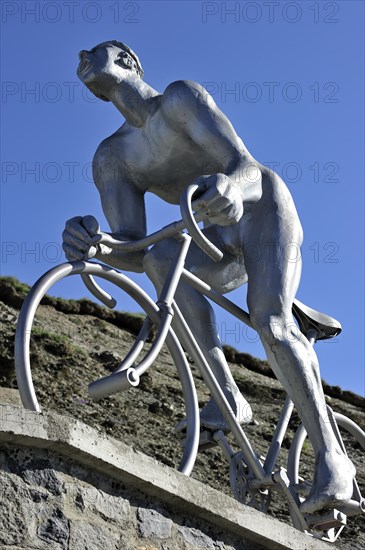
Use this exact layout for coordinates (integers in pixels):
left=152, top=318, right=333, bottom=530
left=38, top=507, right=69, bottom=547
left=68, top=521, right=120, bottom=550
left=138, top=507, right=173, bottom=539
left=76, top=486, right=130, bottom=522
left=178, top=525, right=215, bottom=548
left=0, top=474, right=30, bottom=546
left=22, top=465, right=63, bottom=496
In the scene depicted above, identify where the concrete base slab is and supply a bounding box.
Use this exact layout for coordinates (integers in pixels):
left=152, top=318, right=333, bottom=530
left=0, top=400, right=330, bottom=550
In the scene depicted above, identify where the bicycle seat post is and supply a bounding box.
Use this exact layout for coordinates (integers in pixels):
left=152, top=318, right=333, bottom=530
left=306, top=329, right=318, bottom=346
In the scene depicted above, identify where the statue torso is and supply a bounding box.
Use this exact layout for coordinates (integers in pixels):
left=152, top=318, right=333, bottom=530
left=93, top=99, right=222, bottom=204
left=93, top=93, right=242, bottom=204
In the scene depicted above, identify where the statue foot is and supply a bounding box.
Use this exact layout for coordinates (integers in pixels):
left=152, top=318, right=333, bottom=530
left=300, top=450, right=356, bottom=515
left=175, top=393, right=252, bottom=435
left=199, top=394, right=252, bottom=431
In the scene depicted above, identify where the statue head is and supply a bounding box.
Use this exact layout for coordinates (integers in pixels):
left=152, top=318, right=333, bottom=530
left=77, top=41, right=144, bottom=101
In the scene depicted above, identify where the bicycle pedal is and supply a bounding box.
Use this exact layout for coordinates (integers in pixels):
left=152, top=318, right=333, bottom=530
left=304, top=509, right=347, bottom=530
left=198, top=430, right=218, bottom=451
left=177, top=429, right=218, bottom=451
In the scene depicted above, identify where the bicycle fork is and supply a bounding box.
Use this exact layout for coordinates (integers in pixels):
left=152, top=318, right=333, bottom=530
left=89, top=233, right=193, bottom=400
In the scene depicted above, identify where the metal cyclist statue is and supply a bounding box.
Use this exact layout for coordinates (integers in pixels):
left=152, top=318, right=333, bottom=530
left=62, top=40, right=355, bottom=515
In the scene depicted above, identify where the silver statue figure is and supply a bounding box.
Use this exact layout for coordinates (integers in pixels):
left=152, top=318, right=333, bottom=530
left=62, top=41, right=355, bottom=515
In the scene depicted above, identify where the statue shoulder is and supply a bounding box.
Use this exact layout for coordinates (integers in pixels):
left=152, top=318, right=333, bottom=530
left=161, top=80, right=217, bottom=123
left=93, top=133, right=125, bottom=164
left=92, top=135, right=124, bottom=186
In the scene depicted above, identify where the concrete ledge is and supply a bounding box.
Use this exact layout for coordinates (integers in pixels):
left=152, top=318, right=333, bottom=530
left=0, top=401, right=329, bottom=550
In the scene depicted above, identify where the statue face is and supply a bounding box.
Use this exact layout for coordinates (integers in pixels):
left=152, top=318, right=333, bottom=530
left=77, top=42, right=135, bottom=99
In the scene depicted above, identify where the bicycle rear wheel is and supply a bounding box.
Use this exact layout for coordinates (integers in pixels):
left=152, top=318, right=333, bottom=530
left=15, top=260, right=200, bottom=475
left=287, top=411, right=365, bottom=542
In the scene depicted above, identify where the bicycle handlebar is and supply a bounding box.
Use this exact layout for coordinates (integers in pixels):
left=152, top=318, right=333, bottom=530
left=81, top=184, right=224, bottom=306
left=180, top=184, right=224, bottom=262
left=91, top=185, right=223, bottom=260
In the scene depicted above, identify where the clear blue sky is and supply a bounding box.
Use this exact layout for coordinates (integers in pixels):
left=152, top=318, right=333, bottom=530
left=1, top=1, right=364, bottom=395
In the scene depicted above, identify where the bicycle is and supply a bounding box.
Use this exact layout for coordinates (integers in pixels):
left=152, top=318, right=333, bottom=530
left=15, top=183, right=365, bottom=543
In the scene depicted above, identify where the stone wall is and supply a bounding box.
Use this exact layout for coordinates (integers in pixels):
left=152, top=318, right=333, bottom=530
left=0, top=444, right=258, bottom=550
left=0, top=396, right=329, bottom=550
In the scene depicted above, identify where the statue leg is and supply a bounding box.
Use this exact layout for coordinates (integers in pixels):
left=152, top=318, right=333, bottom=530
left=143, top=233, right=252, bottom=431
left=243, top=210, right=355, bottom=514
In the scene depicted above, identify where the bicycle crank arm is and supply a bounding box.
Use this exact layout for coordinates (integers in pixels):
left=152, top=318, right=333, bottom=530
left=273, top=469, right=308, bottom=532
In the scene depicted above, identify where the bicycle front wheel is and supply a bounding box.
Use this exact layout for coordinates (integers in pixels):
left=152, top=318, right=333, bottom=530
left=15, top=261, right=200, bottom=475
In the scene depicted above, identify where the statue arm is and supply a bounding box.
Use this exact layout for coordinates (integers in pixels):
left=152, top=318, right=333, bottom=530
left=162, top=80, right=262, bottom=210
left=92, top=147, right=147, bottom=272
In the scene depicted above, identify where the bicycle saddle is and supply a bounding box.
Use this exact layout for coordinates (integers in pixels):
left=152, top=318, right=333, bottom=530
left=292, top=299, right=342, bottom=341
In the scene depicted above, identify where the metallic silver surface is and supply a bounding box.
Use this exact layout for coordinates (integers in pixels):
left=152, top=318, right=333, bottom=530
left=180, top=184, right=223, bottom=262
left=14, top=260, right=201, bottom=475
left=15, top=40, right=363, bottom=532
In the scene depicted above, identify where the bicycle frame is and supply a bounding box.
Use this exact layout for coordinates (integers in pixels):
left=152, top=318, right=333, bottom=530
left=14, top=184, right=364, bottom=542
left=86, top=231, right=311, bottom=488
left=85, top=231, right=274, bottom=483
left=11, top=181, right=331, bottom=485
